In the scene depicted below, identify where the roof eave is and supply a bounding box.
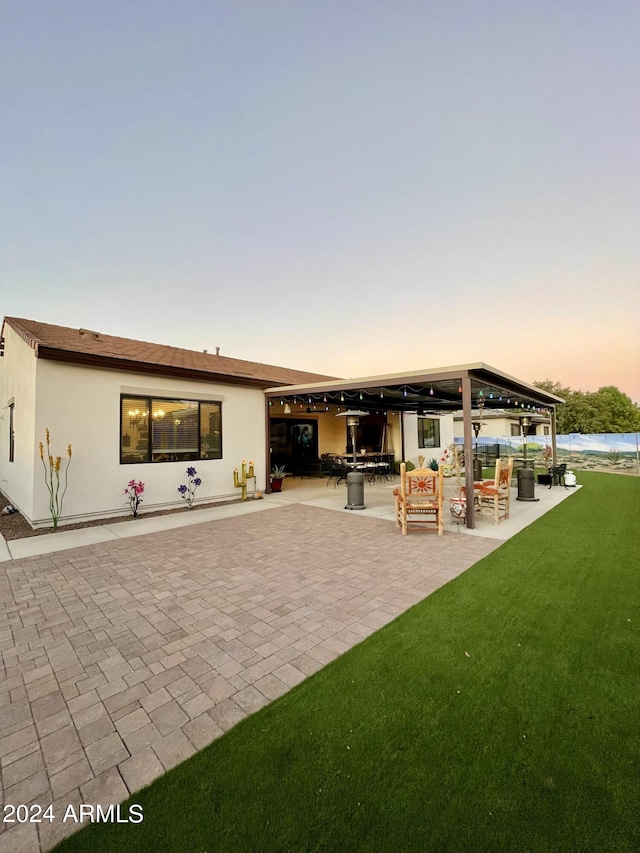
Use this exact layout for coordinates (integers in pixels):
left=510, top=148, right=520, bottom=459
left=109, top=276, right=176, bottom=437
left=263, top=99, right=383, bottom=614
left=265, top=362, right=565, bottom=406
left=36, top=347, right=278, bottom=389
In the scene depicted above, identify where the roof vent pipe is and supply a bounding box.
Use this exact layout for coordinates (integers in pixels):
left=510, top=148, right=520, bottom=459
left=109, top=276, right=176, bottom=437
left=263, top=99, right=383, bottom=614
left=215, top=347, right=220, bottom=355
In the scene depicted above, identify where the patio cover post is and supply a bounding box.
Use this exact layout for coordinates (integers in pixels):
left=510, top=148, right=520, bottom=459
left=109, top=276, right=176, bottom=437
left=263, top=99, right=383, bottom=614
left=461, top=375, right=475, bottom=529
left=265, top=396, right=272, bottom=494
left=551, top=408, right=558, bottom=466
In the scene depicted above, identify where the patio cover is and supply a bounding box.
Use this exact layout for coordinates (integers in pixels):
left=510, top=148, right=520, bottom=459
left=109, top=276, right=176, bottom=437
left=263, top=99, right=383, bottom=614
left=265, top=363, right=565, bottom=529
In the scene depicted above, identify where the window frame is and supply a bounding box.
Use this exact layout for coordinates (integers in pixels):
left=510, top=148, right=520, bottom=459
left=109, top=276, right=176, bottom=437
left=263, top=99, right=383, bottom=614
left=417, top=417, right=441, bottom=449
left=120, top=394, right=222, bottom=464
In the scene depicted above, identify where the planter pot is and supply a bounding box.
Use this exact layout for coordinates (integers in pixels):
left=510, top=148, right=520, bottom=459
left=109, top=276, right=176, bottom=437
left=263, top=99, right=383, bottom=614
left=270, top=478, right=283, bottom=492
left=450, top=497, right=467, bottom=520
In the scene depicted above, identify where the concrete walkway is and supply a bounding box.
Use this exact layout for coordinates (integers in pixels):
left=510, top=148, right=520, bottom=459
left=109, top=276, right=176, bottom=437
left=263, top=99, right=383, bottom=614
left=0, top=476, right=579, bottom=562
left=0, top=481, right=579, bottom=853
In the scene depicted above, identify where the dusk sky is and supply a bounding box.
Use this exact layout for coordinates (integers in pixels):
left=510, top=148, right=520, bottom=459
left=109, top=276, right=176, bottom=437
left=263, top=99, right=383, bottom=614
left=2, top=1, right=639, bottom=401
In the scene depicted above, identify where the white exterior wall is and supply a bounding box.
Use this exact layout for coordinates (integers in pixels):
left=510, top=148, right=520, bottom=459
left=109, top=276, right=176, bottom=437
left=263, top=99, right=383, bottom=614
left=30, top=360, right=267, bottom=527
left=453, top=417, right=551, bottom=437
left=0, top=326, right=39, bottom=517
left=402, top=412, right=453, bottom=468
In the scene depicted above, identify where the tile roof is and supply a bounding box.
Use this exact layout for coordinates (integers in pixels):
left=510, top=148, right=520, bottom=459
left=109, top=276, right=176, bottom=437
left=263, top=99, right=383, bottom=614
left=2, top=317, right=337, bottom=387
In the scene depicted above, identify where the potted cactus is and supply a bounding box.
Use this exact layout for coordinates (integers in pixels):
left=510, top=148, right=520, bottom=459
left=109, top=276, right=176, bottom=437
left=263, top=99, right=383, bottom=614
left=270, top=465, right=288, bottom=492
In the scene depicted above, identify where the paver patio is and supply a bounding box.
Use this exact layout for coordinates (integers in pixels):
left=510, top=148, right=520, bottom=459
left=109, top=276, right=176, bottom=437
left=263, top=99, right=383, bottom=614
left=0, top=488, right=556, bottom=852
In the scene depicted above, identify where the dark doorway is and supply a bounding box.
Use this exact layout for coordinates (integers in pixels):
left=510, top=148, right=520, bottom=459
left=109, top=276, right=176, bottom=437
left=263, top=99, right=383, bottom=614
left=270, top=418, right=319, bottom=475
left=355, top=414, right=387, bottom=452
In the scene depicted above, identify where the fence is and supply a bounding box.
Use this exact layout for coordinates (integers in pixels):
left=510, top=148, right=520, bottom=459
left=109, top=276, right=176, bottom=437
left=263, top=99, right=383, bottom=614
left=454, top=433, right=640, bottom=475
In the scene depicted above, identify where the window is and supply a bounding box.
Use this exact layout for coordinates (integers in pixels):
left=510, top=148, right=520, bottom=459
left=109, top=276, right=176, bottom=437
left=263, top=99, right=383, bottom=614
left=418, top=417, right=440, bottom=448
left=510, top=424, right=521, bottom=436
left=543, top=426, right=550, bottom=436
left=120, top=396, right=222, bottom=463
left=8, top=402, right=14, bottom=462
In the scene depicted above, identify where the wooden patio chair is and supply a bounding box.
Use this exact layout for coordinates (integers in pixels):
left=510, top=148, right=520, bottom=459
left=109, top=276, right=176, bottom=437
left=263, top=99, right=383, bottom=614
left=476, top=457, right=514, bottom=524
left=393, top=463, right=443, bottom=535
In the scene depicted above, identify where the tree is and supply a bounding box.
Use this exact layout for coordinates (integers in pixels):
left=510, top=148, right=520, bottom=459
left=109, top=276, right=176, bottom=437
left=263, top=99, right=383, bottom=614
left=533, top=380, right=640, bottom=434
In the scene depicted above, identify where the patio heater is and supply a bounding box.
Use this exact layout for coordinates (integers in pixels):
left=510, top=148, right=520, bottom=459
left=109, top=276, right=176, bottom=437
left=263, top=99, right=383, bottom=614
left=471, top=420, right=483, bottom=482
left=516, top=415, right=538, bottom=502
left=335, top=410, right=368, bottom=463
left=336, top=410, right=368, bottom=510
left=471, top=395, right=484, bottom=481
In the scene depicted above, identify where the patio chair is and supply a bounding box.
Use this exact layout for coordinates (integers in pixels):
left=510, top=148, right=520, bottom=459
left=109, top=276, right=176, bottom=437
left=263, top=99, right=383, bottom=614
left=326, top=455, right=349, bottom=487
left=393, top=463, right=443, bottom=535
left=549, top=463, right=567, bottom=489
left=476, top=456, right=514, bottom=524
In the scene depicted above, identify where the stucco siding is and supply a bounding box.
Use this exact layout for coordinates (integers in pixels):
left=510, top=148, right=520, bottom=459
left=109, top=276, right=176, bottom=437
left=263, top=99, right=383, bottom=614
left=29, top=360, right=266, bottom=527
left=0, top=325, right=38, bottom=518
left=402, top=412, right=453, bottom=467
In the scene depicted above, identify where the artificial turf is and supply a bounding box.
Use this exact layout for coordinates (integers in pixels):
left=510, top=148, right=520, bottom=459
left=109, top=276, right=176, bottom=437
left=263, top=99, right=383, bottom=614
left=54, top=472, right=640, bottom=852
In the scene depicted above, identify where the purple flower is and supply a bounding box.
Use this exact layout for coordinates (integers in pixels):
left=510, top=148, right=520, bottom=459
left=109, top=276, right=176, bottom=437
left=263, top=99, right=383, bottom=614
left=186, top=467, right=197, bottom=477
left=194, top=477, right=202, bottom=486
left=178, top=484, right=188, bottom=494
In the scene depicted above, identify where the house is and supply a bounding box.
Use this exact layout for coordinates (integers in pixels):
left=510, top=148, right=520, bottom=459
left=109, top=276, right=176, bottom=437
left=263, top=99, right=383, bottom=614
left=0, top=317, right=564, bottom=530
left=453, top=409, right=551, bottom=440
left=0, top=317, right=333, bottom=528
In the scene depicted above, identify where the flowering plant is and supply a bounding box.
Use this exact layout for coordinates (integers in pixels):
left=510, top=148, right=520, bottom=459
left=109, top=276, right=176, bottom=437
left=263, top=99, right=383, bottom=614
left=39, top=428, right=72, bottom=529
left=124, top=479, right=144, bottom=517
left=442, top=443, right=464, bottom=494
left=178, top=467, right=201, bottom=507
left=541, top=444, right=553, bottom=469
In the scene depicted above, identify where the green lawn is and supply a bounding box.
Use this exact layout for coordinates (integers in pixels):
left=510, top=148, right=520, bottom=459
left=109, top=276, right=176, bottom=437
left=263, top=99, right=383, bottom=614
left=55, top=472, right=640, bottom=852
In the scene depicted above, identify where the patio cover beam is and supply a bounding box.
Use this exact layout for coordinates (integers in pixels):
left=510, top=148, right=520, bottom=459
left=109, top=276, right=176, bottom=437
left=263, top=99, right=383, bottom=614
left=265, top=363, right=564, bottom=412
